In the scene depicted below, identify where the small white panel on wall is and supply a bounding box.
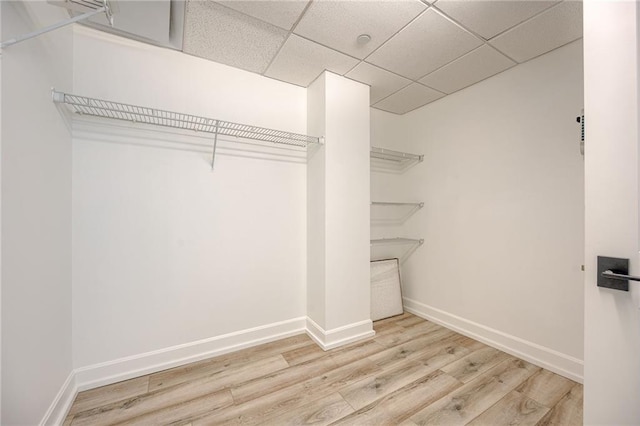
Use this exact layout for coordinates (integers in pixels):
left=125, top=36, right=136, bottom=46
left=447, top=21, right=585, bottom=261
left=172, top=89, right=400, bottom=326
left=371, top=259, right=404, bottom=321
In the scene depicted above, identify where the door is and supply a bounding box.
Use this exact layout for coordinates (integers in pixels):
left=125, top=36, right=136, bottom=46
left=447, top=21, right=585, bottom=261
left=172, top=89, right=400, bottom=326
left=583, top=1, right=640, bottom=424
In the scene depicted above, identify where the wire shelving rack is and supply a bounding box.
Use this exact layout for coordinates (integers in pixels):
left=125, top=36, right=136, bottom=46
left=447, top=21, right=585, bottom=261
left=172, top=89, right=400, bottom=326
left=370, top=146, right=423, bottom=173
left=370, top=237, right=424, bottom=264
left=52, top=90, right=323, bottom=169
left=371, top=201, right=424, bottom=225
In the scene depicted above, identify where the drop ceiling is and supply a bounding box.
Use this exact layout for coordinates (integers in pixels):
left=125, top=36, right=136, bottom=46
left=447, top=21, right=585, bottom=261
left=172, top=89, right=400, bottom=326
left=91, top=0, right=584, bottom=115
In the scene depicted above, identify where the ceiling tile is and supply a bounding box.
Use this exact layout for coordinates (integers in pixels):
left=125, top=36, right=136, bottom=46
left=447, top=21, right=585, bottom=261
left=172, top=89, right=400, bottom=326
left=346, top=62, right=412, bottom=104
left=373, top=83, right=445, bottom=114
left=420, top=45, right=515, bottom=94
left=265, top=34, right=359, bottom=87
left=183, top=1, right=288, bottom=74
left=367, top=8, right=483, bottom=80
left=215, top=0, right=310, bottom=31
left=293, top=0, right=426, bottom=60
left=490, top=1, right=583, bottom=63
left=435, top=0, right=558, bottom=40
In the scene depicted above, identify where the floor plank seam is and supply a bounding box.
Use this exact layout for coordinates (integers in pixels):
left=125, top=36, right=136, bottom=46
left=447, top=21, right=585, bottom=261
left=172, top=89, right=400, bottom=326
left=64, top=314, right=583, bottom=426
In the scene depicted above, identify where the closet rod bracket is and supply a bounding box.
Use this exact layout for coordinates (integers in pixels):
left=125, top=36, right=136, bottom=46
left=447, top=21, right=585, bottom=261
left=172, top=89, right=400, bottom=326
left=211, top=120, right=219, bottom=170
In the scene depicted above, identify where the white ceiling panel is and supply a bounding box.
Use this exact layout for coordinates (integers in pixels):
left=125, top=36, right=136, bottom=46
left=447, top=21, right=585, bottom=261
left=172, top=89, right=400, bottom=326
left=172, top=0, right=584, bottom=114
left=265, top=34, right=360, bottom=87
left=183, top=1, right=288, bottom=73
left=367, top=8, right=483, bottom=80
left=373, top=83, right=445, bottom=114
left=435, top=0, right=558, bottom=40
left=216, top=0, right=310, bottom=31
left=346, top=62, right=412, bottom=104
left=420, top=45, right=515, bottom=94
left=294, top=0, right=426, bottom=59
left=490, top=1, right=582, bottom=63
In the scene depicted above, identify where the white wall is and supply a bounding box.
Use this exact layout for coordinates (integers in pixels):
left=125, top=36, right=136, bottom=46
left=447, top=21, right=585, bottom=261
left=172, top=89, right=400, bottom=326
left=72, top=28, right=308, bottom=376
left=370, top=107, right=408, bottom=203
left=373, top=40, right=585, bottom=380
left=1, top=2, right=73, bottom=424
left=583, top=2, right=640, bottom=423
left=370, top=108, right=410, bottom=243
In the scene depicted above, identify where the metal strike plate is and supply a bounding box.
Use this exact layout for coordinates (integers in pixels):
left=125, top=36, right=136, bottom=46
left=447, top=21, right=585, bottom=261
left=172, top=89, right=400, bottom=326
left=597, top=256, right=629, bottom=291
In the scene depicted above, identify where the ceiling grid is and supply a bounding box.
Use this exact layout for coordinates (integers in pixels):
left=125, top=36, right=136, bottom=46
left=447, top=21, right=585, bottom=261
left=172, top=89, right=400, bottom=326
left=178, top=0, right=583, bottom=114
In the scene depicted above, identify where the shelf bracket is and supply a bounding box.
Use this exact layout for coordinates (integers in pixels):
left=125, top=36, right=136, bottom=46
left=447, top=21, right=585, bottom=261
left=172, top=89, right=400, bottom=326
left=211, top=120, right=219, bottom=170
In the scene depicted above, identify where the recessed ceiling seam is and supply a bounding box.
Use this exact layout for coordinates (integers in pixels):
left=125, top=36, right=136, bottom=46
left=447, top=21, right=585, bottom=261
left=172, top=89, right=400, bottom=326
left=179, top=0, right=582, bottom=114
left=262, top=0, right=315, bottom=76
left=478, top=0, right=564, bottom=42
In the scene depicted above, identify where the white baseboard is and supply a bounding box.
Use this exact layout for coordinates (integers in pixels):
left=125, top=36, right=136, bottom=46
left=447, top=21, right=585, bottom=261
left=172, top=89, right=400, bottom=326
left=306, top=317, right=375, bottom=350
left=75, top=317, right=306, bottom=392
left=403, top=298, right=584, bottom=383
left=40, top=371, right=77, bottom=426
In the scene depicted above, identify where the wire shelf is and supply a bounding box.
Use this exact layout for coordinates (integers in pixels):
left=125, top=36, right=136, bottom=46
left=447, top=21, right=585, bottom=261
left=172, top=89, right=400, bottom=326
left=371, top=201, right=424, bottom=208
left=52, top=90, right=322, bottom=169
left=370, top=237, right=424, bottom=246
left=370, top=237, right=424, bottom=264
left=371, top=202, right=424, bottom=225
left=371, top=146, right=423, bottom=173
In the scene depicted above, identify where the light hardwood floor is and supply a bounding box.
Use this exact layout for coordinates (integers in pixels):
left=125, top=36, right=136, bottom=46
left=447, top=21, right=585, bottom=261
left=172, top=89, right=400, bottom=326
left=65, top=313, right=583, bottom=425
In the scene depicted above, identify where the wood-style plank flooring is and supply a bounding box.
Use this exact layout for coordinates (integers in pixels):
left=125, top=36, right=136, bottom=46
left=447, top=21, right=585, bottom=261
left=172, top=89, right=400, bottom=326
left=65, top=313, right=583, bottom=425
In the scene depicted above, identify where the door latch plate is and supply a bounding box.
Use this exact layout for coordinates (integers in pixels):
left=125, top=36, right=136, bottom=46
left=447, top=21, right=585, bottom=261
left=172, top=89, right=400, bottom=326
left=597, top=256, right=629, bottom=291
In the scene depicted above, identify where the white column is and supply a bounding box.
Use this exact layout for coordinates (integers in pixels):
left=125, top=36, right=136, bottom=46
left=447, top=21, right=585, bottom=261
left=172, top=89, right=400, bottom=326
left=306, top=72, right=373, bottom=349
